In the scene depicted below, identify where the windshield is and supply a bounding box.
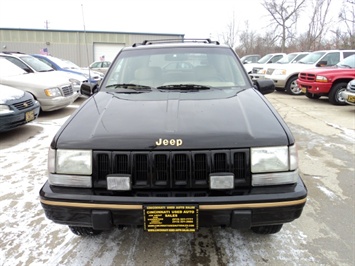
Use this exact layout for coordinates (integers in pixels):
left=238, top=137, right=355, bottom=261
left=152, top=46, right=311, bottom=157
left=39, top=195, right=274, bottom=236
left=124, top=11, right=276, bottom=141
left=20, top=55, right=54, bottom=72
left=102, top=47, right=250, bottom=90
left=277, top=54, right=297, bottom=64
left=337, top=54, right=355, bottom=68
left=298, top=52, right=326, bottom=64
left=257, top=54, right=273, bottom=64
left=0, top=58, right=27, bottom=77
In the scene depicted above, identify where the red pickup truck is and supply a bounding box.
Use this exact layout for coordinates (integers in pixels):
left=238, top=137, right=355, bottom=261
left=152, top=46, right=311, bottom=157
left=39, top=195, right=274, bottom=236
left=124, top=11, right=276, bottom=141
left=296, top=54, right=355, bottom=105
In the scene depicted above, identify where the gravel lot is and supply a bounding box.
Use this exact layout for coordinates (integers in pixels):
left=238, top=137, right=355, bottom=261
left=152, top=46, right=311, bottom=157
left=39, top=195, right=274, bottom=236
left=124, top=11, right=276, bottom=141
left=1, top=92, right=354, bottom=266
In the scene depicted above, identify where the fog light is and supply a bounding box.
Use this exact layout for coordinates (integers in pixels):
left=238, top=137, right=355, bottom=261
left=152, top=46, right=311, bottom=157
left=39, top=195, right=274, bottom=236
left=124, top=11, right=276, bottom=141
left=210, top=173, right=234, bottom=189
left=107, top=174, right=131, bottom=190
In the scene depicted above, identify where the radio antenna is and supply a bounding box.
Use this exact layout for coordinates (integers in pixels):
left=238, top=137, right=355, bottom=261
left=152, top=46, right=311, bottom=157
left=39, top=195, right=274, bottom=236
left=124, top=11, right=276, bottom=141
left=81, top=4, right=91, bottom=81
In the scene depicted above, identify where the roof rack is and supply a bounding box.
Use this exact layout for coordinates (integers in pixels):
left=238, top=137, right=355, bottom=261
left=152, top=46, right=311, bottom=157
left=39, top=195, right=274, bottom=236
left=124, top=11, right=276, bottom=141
left=1, top=51, right=25, bottom=55
left=132, top=38, right=220, bottom=47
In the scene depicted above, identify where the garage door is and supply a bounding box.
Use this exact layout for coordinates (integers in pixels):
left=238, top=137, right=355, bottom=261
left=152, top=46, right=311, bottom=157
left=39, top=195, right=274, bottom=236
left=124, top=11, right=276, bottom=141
left=93, top=43, right=125, bottom=63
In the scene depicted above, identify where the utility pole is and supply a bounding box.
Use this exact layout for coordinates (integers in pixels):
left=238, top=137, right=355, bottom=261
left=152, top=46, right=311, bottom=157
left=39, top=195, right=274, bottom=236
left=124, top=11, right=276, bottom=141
left=44, top=20, right=50, bottom=29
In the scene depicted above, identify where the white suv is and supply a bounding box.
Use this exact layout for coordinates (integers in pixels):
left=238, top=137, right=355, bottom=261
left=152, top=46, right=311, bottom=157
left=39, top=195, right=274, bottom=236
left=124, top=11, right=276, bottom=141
left=243, top=53, right=286, bottom=74
left=249, top=52, right=309, bottom=82
left=264, top=50, right=355, bottom=95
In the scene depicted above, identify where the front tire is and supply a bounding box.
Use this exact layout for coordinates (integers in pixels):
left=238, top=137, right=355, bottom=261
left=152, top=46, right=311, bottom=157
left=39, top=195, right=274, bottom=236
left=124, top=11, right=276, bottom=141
left=286, top=76, right=303, bottom=95
left=328, top=82, right=348, bottom=105
left=305, top=92, right=321, bottom=99
left=251, top=224, right=283, bottom=234
left=68, top=226, right=103, bottom=236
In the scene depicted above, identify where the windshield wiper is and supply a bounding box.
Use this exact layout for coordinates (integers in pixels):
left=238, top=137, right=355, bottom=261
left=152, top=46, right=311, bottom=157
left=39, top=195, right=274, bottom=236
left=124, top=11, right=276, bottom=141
left=157, top=84, right=210, bottom=91
left=106, top=83, right=152, bottom=91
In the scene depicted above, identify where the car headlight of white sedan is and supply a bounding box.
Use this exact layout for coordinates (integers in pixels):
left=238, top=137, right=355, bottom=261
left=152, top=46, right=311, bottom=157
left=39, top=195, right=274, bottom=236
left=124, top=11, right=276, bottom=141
left=44, top=87, right=62, bottom=97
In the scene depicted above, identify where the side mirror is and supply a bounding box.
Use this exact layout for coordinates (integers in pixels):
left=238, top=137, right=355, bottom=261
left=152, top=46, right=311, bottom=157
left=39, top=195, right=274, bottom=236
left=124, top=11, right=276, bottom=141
left=253, top=79, right=275, bottom=95
left=316, top=60, right=327, bottom=67
left=80, top=82, right=99, bottom=97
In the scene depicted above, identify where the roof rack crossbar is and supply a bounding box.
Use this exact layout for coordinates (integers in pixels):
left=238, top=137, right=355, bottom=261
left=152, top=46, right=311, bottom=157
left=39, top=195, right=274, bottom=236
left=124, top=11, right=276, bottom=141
left=132, top=38, right=220, bottom=47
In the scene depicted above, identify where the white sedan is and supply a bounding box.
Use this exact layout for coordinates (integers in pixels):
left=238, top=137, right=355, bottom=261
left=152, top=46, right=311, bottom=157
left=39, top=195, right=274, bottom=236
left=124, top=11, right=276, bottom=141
left=0, top=58, right=79, bottom=111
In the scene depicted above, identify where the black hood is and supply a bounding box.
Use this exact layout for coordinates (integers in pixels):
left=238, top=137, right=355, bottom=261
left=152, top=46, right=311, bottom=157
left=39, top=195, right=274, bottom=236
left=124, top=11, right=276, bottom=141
left=53, top=88, right=292, bottom=150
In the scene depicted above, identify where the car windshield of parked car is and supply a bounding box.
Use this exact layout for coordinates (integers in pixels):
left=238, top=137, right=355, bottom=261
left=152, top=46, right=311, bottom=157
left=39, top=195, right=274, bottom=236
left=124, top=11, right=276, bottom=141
left=19, top=55, right=54, bottom=72
left=276, top=54, right=298, bottom=64
left=257, top=54, right=273, bottom=64
left=298, top=52, right=326, bottom=64
left=0, top=58, right=27, bottom=77
left=336, top=54, right=355, bottom=68
left=102, top=47, right=250, bottom=90
left=63, top=60, right=81, bottom=70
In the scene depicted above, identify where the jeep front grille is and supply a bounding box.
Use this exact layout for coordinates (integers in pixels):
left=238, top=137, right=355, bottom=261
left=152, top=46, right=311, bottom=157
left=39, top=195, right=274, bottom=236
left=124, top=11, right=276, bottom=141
left=93, top=149, right=250, bottom=190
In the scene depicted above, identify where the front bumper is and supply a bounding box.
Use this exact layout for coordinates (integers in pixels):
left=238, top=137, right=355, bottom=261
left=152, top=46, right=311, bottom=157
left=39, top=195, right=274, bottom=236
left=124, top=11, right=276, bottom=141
left=341, top=90, right=355, bottom=105
left=296, top=81, right=331, bottom=95
left=39, top=176, right=307, bottom=230
left=266, top=76, right=287, bottom=88
left=39, top=92, right=80, bottom=111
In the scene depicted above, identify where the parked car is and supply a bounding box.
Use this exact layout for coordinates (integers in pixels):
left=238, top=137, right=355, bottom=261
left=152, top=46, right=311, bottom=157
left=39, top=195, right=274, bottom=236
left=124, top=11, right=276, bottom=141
left=250, top=52, right=310, bottom=82
left=240, top=54, right=261, bottom=64
left=243, top=53, right=286, bottom=74
left=89, top=60, right=111, bottom=74
left=39, top=38, right=307, bottom=237
left=296, top=54, right=355, bottom=105
left=265, top=50, right=355, bottom=95
left=0, top=57, right=79, bottom=111
left=0, top=52, right=85, bottom=94
left=32, top=54, right=104, bottom=84
left=0, top=84, right=40, bottom=132
left=341, top=79, right=355, bottom=106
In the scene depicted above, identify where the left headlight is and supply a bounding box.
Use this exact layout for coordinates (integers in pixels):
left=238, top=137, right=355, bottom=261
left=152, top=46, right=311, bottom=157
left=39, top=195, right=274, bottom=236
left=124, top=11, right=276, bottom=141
left=69, top=78, right=81, bottom=86
left=251, top=145, right=298, bottom=186
left=273, top=69, right=287, bottom=75
left=48, top=148, right=92, bottom=187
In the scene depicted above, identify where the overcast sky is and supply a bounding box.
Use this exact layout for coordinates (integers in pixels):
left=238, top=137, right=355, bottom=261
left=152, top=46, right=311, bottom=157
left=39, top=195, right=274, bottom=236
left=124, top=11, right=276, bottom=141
left=0, top=0, right=342, bottom=41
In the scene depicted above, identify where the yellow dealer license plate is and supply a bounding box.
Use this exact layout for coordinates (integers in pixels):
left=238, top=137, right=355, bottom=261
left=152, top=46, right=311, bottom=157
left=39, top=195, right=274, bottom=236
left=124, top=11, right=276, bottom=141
left=143, top=205, right=199, bottom=232
left=25, top=110, right=35, bottom=122
left=347, top=95, right=355, bottom=103
left=301, top=87, right=307, bottom=93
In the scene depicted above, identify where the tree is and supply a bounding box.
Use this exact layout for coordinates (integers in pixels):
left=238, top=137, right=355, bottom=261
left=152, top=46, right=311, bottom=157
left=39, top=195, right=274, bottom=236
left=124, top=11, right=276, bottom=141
left=337, top=0, right=355, bottom=48
left=262, top=0, right=307, bottom=52
left=220, top=13, right=239, bottom=49
left=303, top=0, right=333, bottom=51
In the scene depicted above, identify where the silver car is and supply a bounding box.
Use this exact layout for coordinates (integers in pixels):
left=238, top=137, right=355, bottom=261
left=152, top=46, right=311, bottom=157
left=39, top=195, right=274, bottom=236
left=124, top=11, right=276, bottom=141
left=341, top=79, right=355, bottom=106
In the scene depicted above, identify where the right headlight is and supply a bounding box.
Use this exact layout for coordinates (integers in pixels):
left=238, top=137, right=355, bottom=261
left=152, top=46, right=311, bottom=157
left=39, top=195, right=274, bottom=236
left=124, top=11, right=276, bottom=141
left=0, top=105, right=13, bottom=114
left=44, top=87, right=62, bottom=97
left=251, top=145, right=298, bottom=186
left=48, top=148, right=92, bottom=187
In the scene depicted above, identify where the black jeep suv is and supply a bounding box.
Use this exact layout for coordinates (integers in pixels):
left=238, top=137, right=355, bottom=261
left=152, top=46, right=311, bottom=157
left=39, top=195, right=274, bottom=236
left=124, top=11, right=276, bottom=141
left=39, top=39, right=307, bottom=236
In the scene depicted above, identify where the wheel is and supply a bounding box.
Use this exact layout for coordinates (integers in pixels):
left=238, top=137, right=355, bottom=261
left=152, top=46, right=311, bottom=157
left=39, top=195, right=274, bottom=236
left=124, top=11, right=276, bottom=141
left=251, top=224, right=283, bottom=234
left=305, top=92, right=321, bottom=99
left=328, top=82, right=348, bottom=105
left=68, top=226, right=102, bottom=236
left=286, top=76, right=303, bottom=95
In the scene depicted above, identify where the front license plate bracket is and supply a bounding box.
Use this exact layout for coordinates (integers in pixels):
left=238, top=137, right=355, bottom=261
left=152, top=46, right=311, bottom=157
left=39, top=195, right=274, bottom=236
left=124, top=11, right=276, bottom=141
left=143, top=205, right=199, bottom=233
